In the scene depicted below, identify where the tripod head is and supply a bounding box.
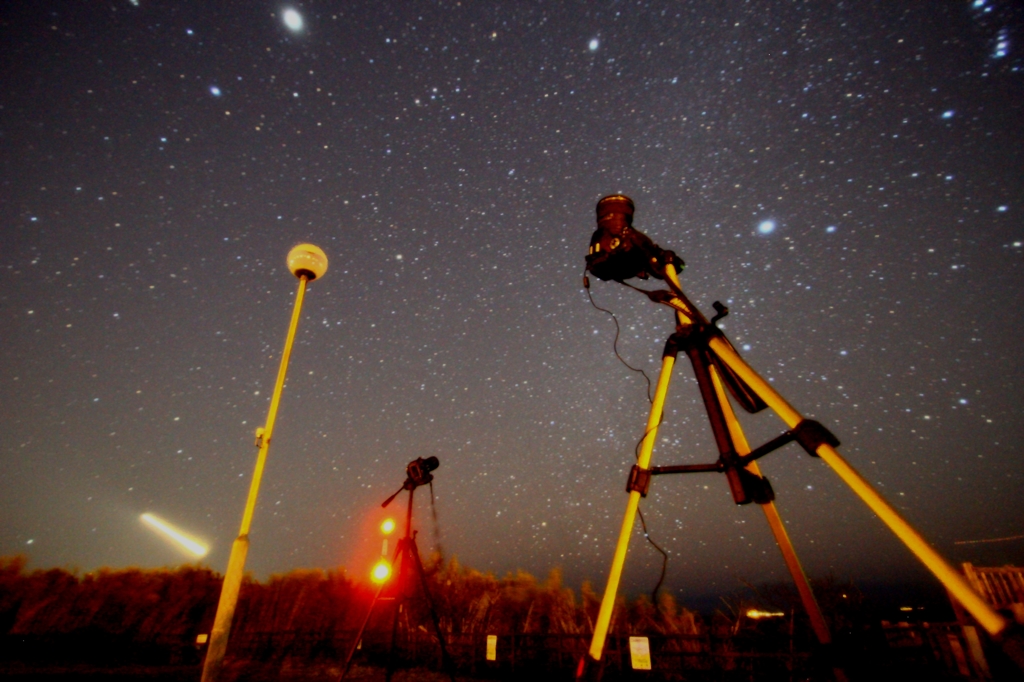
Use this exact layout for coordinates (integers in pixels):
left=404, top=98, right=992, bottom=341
left=405, top=456, right=439, bottom=488
left=382, top=457, right=440, bottom=508
left=585, top=194, right=683, bottom=282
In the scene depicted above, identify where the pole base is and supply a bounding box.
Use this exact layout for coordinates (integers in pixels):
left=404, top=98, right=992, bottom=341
left=575, top=654, right=604, bottom=682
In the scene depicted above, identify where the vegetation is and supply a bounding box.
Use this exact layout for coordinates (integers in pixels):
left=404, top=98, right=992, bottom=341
left=0, top=554, right=704, bottom=641
left=0, top=554, right=709, bottom=674
left=0, top=555, right=985, bottom=680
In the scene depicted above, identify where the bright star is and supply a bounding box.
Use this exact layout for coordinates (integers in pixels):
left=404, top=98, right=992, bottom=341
left=283, top=8, right=303, bottom=32
left=589, top=38, right=599, bottom=51
left=209, top=86, right=221, bottom=97
left=757, top=220, right=776, bottom=235
left=994, top=30, right=1009, bottom=59
left=941, top=110, right=954, bottom=119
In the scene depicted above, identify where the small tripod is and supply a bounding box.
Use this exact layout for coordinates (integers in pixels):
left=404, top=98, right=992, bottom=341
left=339, top=458, right=456, bottom=682
left=576, top=195, right=1020, bottom=678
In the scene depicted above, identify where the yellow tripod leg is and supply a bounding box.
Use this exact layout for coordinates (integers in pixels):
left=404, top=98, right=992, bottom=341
left=708, top=365, right=832, bottom=646
left=707, top=335, right=1008, bottom=638
left=585, top=351, right=677, bottom=663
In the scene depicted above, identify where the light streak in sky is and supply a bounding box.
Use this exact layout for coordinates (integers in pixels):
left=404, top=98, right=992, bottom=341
left=140, top=513, right=209, bottom=558
left=954, top=533, right=1024, bottom=545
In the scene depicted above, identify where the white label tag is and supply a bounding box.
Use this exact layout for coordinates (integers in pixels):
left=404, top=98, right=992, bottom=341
left=486, top=634, right=497, bottom=661
left=629, top=636, right=651, bottom=670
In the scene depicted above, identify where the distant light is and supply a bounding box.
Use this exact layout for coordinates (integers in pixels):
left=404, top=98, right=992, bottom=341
left=826, top=225, right=837, bottom=233
left=371, top=560, right=392, bottom=583
left=757, top=220, right=776, bottom=235
left=746, top=609, right=785, bottom=619
left=997, top=205, right=1008, bottom=212
left=283, top=8, right=303, bottom=31
left=380, top=518, right=396, bottom=535
left=941, top=110, right=954, bottom=119
left=140, top=513, right=209, bottom=558
left=588, top=38, right=599, bottom=51
left=209, top=86, right=222, bottom=97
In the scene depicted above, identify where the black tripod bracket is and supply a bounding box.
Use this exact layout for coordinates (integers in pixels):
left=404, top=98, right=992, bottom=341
left=626, top=465, right=652, bottom=497
left=736, top=419, right=840, bottom=466
left=793, top=419, right=840, bottom=456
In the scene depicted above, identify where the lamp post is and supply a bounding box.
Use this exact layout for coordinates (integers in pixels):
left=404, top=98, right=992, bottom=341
left=200, top=244, right=328, bottom=682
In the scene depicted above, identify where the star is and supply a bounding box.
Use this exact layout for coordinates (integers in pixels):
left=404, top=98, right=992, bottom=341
left=282, top=8, right=303, bottom=32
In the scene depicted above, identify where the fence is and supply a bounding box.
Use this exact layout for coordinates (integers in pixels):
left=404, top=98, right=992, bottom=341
left=226, top=630, right=814, bottom=680
left=962, top=564, right=1024, bottom=613
left=0, top=622, right=998, bottom=681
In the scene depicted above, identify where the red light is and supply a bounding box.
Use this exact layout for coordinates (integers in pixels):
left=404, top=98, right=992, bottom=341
left=371, top=560, right=391, bottom=583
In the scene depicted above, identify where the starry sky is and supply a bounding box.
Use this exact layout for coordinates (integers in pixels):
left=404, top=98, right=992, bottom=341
left=2, top=1, right=1023, bottom=602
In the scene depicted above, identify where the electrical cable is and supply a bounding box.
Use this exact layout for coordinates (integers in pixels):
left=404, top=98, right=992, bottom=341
left=583, top=269, right=653, bottom=403
left=585, top=267, right=672, bottom=612
left=429, top=480, right=444, bottom=559
left=637, top=506, right=668, bottom=609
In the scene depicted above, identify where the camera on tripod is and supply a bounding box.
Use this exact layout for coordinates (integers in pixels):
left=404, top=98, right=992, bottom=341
left=342, top=455, right=455, bottom=682
left=585, top=194, right=683, bottom=282
left=405, top=456, right=439, bottom=488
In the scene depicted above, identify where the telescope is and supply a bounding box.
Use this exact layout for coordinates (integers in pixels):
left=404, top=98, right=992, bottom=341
left=577, top=196, right=1023, bottom=679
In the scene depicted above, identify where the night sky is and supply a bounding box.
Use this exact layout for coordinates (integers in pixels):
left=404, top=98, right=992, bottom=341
left=2, top=1, right=1023, bottom=602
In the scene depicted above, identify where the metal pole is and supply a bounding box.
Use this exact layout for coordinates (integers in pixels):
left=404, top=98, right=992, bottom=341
left=201, top=244, right=327, bottom=682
